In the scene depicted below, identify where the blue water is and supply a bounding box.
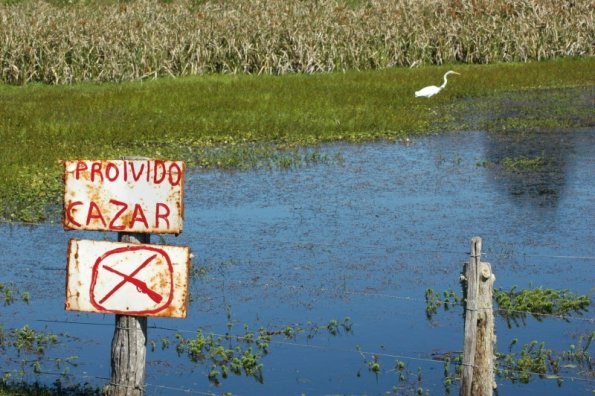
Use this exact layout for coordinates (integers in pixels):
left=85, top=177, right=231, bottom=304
left=1, top=128, right=593, bottom=395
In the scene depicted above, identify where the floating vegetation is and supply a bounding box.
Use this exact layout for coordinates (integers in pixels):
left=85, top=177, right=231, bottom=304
left=560, top=331, right=593, bottom=371
left=156, top=310, right=353, bottom=385
left=424, top=288, right=461, bottom=321
left=494, top=286, right=591, bottom=328
left=495, top=336, right=594, bottom=385
left=440, top=353, right=462, bottom=395
left=1, top=289, right=76, bottom=387
left=497, top=341, right=556, bottom=384
left=368, top=354, right=381, bottom=375
left=8, top=325, right=58, bottom=355
left=356, top=352, right=430, bottom=395
left=501, top=155, right=548, bottom=171
left=0, top=324, right=75, bottom=388
left=390, top=359, right=427, bottom=395
left=424, top=286, right=590, bottom=327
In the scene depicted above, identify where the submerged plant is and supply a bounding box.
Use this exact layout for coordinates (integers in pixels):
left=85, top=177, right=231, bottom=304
left=497, top=341, right=555, bottom=383
left=494, top=286, right=591, bottom=328
left=425, top=288, right=462, bottom=321
left=1, top=287, right=72, bottom=386
left=10, top=325, right=58, bottom=354
left=495, top=337, right=593, bottom=385
left=0, top=283, right=30, bottom=306
left=501, top=155, right=548, bottom=171
left=560, top=331, right=594, bottom=369
left=159, top=314, right=354, bottom=385
left=424, top=286, right=590, bottom=327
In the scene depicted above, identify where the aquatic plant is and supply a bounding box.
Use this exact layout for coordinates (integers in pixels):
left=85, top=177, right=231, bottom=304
left=0, top=287, right=77, bottom=388
left=424, top=286, right=590, bottom=326
left=494, top=286, right=591, bottom=328
left=0, top=283, right=30, bottom=306
left=495, top=336, right=593, bottom=385
left=354, top=349, right=432, bottom=395
left=424, top=288, right=461, bottom=321
left=560, top=331, right=593, bottom=369
left=501, top=155, right=548, bottom=171
left=496, top=340, right=555, bottom=383
left=9, top=325, right=58, bottom=355
left=423, top=284, right=592, bottom=388
left=159, top=315, right=354, bottom=385
left=368, top=354, right=381, bottom=374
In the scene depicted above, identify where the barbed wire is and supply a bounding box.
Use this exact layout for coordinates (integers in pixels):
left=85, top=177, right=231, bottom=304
left=145, top=383, right=217, bottom=395
left=185, top=235, right=595, bottom=262
left=28, top=270, right=595, bottom=323
left=32, top=315, right=595, bottom=365
left=483, top=252, right=595, bottom=261
left=492, top=308, right=594, bottom=323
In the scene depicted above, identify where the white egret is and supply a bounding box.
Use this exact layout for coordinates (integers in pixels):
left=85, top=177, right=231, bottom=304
left=415, top=70, right=460, bottom=98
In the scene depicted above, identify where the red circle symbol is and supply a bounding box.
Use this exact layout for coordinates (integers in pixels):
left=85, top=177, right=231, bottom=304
left=89, top=245, right=174, bottom=315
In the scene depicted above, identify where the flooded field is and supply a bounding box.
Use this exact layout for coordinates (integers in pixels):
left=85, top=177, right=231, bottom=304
left=1, top=128, right=594, bottom=395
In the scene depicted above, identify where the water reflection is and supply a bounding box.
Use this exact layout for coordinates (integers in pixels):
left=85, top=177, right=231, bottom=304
left=483, top=129, right=578, bottom=208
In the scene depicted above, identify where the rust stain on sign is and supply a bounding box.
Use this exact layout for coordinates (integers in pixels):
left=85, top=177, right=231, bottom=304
left=62, top=160, right=185, bottom=234
left=65, top=239, right=191, bottom=318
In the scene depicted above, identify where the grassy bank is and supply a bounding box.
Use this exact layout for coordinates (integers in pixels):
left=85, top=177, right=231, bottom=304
left=0, top=57, right=594, bottom=222
left=1, top=0, right=593, bottom=84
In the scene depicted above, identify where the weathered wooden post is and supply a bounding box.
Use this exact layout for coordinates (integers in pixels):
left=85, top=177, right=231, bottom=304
left=460, top=236, right=496, bottom=396
left=104, top=157, right=150, bottom=396
left=63, top=158, right=190, bottom=396
left=107, top=231, right=150, bottom=396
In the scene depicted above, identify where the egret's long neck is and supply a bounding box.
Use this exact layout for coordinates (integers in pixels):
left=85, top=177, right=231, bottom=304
left=440, top=73, right=450, bottom=89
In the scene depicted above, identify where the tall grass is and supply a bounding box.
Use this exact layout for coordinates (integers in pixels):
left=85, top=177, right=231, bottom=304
left=1, top=0, right=593, bottom=84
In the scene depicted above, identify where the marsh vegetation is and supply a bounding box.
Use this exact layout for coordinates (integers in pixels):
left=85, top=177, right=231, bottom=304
left=1, top=59, right=593, bottom=222
left=0, top=0, right=593, bottom=223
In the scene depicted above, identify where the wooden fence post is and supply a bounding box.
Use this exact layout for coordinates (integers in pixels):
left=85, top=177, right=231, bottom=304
left=105, top=156, right=150, bottom=396
left=104, top=231, right=150, bottom=396
left=460, top=236, right=496, bottom=396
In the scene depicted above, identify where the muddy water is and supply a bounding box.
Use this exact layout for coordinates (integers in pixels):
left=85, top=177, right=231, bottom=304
left=1, top=128, right=593, bottom=395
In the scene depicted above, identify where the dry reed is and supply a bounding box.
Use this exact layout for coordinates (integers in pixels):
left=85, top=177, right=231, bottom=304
left=1, top=0, right=593, bottom=84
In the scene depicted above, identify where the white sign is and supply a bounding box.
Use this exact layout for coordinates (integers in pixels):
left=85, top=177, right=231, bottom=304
left=65, top=239, right=190, bottom=318
left=63, top=160, right=185, bottom=234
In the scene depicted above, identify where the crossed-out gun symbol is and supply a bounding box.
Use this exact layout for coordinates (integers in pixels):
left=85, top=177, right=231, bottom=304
left=98, top=254, right=163, bottom=305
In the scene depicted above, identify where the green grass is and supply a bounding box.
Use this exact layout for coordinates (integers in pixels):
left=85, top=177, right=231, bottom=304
left=0, top=57, right=594, bottom=222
